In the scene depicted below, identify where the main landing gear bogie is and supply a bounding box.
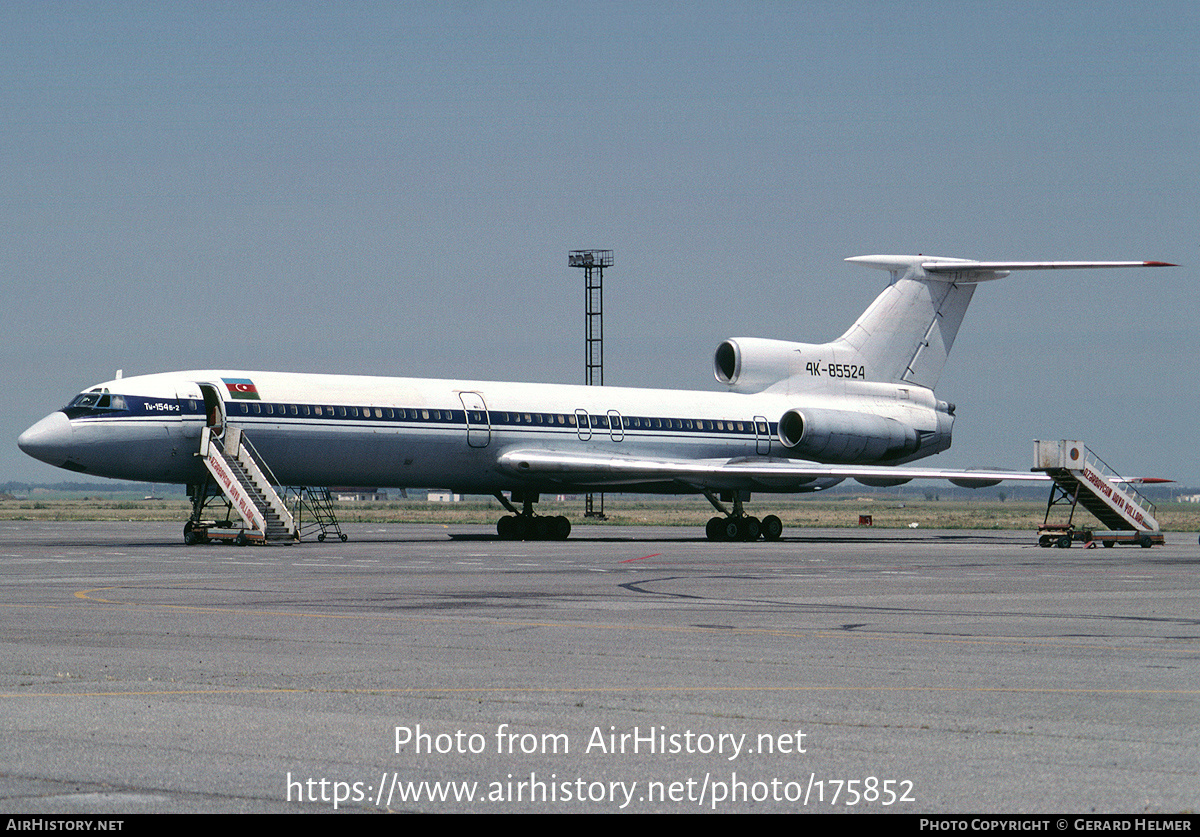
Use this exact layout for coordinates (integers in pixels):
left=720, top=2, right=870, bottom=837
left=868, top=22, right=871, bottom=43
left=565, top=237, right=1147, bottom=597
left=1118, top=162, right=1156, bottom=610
left=701, top=489, right=783, bottom=542
left=494, top=491, right=572, bottom=541
left=497, top=514, right=571, bottom=541
left=705, top=513, right=783, bottom=542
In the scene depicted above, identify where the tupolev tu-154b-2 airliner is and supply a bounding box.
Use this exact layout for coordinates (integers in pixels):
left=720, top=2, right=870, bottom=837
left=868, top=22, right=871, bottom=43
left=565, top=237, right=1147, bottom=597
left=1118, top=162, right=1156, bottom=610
left=18, top=254, right=1174, bottom=542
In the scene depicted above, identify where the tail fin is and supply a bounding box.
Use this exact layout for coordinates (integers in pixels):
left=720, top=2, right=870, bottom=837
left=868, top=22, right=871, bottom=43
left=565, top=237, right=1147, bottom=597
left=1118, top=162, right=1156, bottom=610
left=836, top=256, right=979, bottom=389
left=838, top=255, right=1174, bottom=390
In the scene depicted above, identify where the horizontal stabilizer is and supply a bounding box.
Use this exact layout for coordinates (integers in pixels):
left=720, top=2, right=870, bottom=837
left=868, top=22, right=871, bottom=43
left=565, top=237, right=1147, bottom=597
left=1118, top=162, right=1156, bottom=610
left=847, top=255, right=1175, bottom=284
left=834, top=255, right=1177, bottom=388
left=927, top=260, right=1176, bottom=271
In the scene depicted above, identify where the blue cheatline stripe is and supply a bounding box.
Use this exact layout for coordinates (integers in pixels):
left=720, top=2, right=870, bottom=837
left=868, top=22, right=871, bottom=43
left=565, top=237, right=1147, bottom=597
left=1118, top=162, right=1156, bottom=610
left=74, top=394, right=779, bottom=439
left=222, top=400, right=777, bottom=439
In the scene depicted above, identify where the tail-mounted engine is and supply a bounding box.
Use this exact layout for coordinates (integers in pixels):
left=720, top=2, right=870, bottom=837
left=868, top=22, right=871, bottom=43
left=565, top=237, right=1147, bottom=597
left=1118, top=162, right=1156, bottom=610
left=777, top=407, right=920, bottom=464
left=714, top=338, right=809, bottom=393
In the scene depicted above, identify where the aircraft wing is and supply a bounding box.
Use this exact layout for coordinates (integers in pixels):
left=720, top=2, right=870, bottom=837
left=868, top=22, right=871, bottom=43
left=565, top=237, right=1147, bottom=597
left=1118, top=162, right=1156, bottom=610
left=496, top=449, right=1050, bottom=492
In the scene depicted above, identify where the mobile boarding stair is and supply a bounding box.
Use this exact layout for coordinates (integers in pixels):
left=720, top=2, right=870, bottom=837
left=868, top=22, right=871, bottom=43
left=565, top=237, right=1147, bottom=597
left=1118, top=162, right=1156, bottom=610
left=1032, top=440, right=1163, bottom=548
left=283, top=485, right=348, bottom=543
left=186, top=426, right=348, bottom=545
left=186, top=426, right=297, bottom=545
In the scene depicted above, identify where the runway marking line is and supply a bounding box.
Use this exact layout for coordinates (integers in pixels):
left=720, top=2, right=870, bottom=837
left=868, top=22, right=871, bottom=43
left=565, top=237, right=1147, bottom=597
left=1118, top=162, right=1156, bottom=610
left=619, top=554, right=662, bottom=563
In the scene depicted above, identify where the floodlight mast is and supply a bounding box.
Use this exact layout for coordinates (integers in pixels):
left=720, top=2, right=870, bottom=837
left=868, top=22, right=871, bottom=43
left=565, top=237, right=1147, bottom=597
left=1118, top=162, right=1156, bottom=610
left=568, top=249, right=614, bottom=519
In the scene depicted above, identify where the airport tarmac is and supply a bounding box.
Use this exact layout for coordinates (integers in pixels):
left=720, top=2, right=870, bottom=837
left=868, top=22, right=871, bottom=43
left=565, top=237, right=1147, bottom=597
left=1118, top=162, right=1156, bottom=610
left=1, top=520, right=1197, bottom=814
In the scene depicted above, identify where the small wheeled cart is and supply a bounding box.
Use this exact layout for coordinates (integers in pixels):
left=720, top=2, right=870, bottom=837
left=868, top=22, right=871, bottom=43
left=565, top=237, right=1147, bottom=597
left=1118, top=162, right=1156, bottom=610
left=184, top=519, right=267, bottom=546
left=1037, top=524, right=1089, bottom=548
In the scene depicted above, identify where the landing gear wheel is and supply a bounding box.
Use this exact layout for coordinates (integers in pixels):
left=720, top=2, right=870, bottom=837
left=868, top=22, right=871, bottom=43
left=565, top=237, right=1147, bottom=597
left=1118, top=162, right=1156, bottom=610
left=513, top=516, right=532, bottom=540
left=741, top=516, right=761, bottom=542
left=551, top=516, right=571, bottom=540
left=706, top=517, right=724, bottom=541
left=722, top=518, right=741, bottom=541
left=761, top=515, right=783, bottom=541
left=532, top=516, right=554, bottom=540
left=497, top=515, right=518, bottom=540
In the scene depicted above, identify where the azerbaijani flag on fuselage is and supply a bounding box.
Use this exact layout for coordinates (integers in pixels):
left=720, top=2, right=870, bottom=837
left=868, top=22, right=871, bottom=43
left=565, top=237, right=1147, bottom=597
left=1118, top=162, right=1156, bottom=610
left=223, top=378, right=261, bottom=400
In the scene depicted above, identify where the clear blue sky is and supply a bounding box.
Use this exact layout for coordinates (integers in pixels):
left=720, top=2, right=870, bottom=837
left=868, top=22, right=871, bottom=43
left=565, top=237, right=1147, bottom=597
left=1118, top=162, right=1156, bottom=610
left=4, top=2, right=1197, bottom=484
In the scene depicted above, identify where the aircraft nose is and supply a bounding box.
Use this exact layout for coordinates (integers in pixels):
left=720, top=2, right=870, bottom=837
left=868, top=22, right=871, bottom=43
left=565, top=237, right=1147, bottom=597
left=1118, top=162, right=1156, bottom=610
left=17, top=411, right=73, bottom=467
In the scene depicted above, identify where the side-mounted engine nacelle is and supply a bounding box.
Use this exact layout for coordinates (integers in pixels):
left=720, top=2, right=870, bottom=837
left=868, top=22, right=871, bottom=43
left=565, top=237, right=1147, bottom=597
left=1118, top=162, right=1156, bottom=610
left=714, top=337, right=810, bottom=393
left=777, top=407, right=920, bottom=464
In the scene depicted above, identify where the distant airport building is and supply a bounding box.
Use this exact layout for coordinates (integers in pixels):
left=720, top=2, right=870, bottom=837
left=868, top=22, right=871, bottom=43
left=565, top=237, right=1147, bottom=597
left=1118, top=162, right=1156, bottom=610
left=330, top=487, right=388, bottom=502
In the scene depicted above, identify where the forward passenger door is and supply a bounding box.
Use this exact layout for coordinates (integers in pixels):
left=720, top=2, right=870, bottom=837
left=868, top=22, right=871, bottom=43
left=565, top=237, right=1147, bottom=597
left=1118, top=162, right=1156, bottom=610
left=458, top=391, right=490, bottom=448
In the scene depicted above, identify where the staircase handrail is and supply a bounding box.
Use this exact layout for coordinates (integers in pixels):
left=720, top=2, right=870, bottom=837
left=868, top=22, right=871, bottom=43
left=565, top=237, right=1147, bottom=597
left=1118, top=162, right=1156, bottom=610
left=236, top=429, right=284, bottom=493
left=1080, top=445, right=1157, bottom=520
left=225, top=426, right=296, bottom=536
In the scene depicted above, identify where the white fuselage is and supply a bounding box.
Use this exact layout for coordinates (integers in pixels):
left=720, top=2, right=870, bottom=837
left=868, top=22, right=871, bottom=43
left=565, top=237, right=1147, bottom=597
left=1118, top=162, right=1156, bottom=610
left=18, top=369, right=951, bottom=494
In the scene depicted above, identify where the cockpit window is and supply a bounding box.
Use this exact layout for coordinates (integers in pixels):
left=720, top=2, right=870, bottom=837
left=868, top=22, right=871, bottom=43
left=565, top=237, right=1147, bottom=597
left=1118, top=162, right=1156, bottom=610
left=68, top=390, right=103, bottom=409
left=64, top=389, right=128, bottom=417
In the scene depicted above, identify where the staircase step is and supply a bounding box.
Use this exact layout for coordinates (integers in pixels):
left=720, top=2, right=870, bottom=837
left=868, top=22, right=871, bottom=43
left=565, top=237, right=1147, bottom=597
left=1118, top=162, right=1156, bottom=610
left=201, top=430, right=296, bottom=542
